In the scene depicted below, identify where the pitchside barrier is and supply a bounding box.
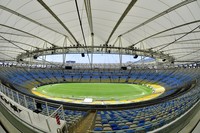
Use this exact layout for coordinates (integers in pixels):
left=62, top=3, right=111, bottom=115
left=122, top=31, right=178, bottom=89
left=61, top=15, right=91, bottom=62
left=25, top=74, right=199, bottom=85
left=0, top=83, right=67, bottom=133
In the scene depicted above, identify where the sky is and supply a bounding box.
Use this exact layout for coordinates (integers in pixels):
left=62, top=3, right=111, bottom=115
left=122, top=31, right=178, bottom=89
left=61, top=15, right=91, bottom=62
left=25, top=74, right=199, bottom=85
left=37, top=54, right=148, bottom=63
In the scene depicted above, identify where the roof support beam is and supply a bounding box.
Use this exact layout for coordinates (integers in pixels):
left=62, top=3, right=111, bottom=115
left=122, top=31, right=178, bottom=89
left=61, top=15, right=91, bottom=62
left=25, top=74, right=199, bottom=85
left=74, top=0, right=87, bottom=47
left=0, top=24, right=55, bottom=47
left=0, top=5, right=70, bottom=45
left=152, top=30, right=200, bottom=39
left=151, top=38, right=200, bottom=50
left=0, top=51, right=16, bottom=60
left=17, top=45, right=174, bottom=63
left=0, top=46, right=20, bottom=49
left=157, top=25, right=200, bottom=51
left=0, top=47, right=26, bottom=54
left=0, top=59, right=15, bottom=62
left=75, top=0, right=91, bottom=65
left=0, top=50, right=23, bottom=54
left=84, top=0, right=93, bottom=34
left=167, top=51, right=197, bottom=55
left=129, top=19, right=200, bottom=47
left=0, top=31, right=33, bottom=38
left=0, top=39, right=39, bottom=49
left=62, top=37, right=68, bottom=66
left=121, top=0, right=196, bottom=37
left=37, top=0, right=79, bottom=45
left=84, top=0, right=95, bottom=68
left=175, top=60, right=200, bottom=62
left=180, top=55, right=200, bottom=62
left=176, top=48, right=200, bottom=60
left=163, top=47, right=200, bottom=52
left=167, top=38, right=200, bottom=44
left=0, top=35, right=27, bottom=52
left=105, top=0, right=137, bottom=44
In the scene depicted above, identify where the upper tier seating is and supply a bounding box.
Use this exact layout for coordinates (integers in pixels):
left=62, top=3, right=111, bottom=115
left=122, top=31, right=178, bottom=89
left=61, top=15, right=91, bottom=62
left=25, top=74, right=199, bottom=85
left=0, top=67, right=199, bottom=98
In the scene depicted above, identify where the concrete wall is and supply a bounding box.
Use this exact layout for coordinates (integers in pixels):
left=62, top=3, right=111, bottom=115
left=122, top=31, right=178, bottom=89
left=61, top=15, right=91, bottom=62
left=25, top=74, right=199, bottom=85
left=0, top=111, right=21, bottom=133
left=0, top=102, right=42, bottom=133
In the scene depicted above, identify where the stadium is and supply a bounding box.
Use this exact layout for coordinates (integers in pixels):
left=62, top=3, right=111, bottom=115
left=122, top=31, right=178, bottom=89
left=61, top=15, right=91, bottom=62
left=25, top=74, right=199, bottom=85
left=0, top=0, right=200, bottom=133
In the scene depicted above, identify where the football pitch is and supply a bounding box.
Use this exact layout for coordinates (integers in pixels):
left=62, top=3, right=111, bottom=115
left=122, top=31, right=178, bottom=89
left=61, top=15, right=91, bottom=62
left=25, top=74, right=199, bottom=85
left=35, top=83, right=153, bottom=100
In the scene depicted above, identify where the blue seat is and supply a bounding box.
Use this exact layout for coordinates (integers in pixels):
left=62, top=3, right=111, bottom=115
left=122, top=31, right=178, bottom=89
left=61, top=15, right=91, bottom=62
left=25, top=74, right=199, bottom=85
left=159, top=119, right=165, bottom=127
left=94, top=127, right=103, bottom=131
left=110, top=123, right=118, bottom=127
left=135, top=127, right=145, bottom=133
left=121, top=125, right=129, bottom=129
left=138, top=122, right=145, bottom=127
left=112, top=126, right=121, bottom=130
left=151, top=116, right=156, bottom=121
left=145, top=124, right=152, bottom=131
left=102, top=119, right=108, bottom=124
left=139, top=119, right=145, bottom=123
left=128, top=118, right=134, bottom=122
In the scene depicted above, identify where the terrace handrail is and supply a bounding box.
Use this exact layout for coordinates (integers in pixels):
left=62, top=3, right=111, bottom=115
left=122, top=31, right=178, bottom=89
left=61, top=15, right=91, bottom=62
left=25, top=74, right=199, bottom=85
left=0, top=83, right=67, bottom=133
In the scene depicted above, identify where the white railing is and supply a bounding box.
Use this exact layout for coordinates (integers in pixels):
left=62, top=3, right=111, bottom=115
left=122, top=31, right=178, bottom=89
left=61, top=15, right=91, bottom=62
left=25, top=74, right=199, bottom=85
left=0, top=83, right=67, bottom=133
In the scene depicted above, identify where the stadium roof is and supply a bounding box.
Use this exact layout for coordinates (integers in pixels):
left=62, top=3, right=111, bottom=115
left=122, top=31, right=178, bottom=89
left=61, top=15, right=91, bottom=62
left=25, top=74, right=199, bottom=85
left=0, top=0, right=200, bottom=64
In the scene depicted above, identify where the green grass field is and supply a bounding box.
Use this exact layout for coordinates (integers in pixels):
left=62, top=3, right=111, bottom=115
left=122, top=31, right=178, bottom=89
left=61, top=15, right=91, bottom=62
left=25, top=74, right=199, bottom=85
left=35, top=83, right=153, bottom=100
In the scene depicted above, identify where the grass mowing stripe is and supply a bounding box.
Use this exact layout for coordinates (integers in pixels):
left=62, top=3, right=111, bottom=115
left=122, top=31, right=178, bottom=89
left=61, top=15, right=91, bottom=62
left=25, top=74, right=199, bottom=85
left=36, top=83, right=153, bottom=100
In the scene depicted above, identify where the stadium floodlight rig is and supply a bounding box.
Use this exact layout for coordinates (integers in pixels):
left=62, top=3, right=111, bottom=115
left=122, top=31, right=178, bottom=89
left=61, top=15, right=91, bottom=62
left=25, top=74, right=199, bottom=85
left=16, top=45, right=175, bottom=66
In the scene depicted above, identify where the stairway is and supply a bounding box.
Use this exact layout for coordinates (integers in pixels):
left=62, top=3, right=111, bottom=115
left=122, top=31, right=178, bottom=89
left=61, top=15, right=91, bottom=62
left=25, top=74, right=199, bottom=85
left=73, top=111, right=96, bottom=133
